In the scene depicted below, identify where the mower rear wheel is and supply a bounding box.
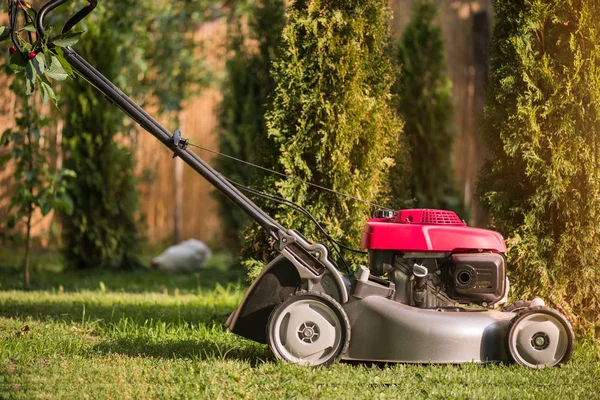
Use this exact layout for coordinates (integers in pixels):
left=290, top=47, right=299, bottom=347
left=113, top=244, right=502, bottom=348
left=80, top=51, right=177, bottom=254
left=507, top=306, right=574, bottom=368
left=267, top=290, right=350, bottom=366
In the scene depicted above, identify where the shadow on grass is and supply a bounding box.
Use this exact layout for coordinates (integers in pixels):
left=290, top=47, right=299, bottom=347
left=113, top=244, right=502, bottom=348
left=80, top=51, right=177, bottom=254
left=92, top=336, right=272, bottom=366
left=0, top=293, right=236, bottom=327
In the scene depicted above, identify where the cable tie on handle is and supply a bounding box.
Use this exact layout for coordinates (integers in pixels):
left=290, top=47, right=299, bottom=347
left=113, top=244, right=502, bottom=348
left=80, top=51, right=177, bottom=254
left=171, top=129, right=189, bottom=158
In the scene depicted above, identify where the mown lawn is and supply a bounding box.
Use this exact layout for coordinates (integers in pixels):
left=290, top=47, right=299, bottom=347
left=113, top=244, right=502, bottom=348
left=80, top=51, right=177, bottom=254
left=0, top=254, right=599, bottom=399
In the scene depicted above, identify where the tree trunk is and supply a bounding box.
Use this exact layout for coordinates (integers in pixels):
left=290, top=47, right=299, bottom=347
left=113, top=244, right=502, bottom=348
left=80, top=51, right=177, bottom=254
left=24, top=97, right=33, bottom=290
left=174, top=156, right=183, bottom=244
left=24, top=203, right=32, bottom=289
left=173, top=109, right=186, bottom=245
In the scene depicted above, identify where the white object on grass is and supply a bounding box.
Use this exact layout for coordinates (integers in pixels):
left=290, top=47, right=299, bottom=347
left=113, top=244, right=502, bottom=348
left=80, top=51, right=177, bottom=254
left=151, top=239, right=212, bottom=271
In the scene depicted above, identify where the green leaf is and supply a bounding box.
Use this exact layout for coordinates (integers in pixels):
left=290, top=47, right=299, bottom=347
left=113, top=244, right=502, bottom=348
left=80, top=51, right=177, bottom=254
left=21, top=23, right=37, bottom=33
left=33, top=53, right=46, bottom=75
left=25, top=72, right=33, bottom=95
left=39, top=80, right=57, bottom=105
left=9, top=52, right=27, bottom=73
left=25, top=171, right=37, bottom=182
left=0, top=153, right=11, bottom=166
left=25, top=60, right=36, bottom=80
left=51, top=31, right=83, bottom=48
left=0, top=129, right=11, bottom=146
left=57, top=193, right=74, bottom=215
left=0, top=26, right=9, bottom=42
left=45, top=56, right=69, bottom=81
left=7, top=215, right=16, bottom=229
left=39, top=78, right=49, bottom=104
left=38, top=116, right=53, bottom=127
left=55, top=51, right=74, bottom=76
left=40, top=200, right=52, bottom=216
left=25, top=61, right=37, bottom=94
left=61, top=168, right=77, bottom=178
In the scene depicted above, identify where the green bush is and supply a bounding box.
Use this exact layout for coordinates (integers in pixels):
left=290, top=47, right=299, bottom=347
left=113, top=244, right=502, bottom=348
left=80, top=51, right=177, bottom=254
left=217, top=0, right=286, bottom=252
left=60, top=18, right=142, bottom=269
left=60, top=1, right=204, bottom=269
left=479, top=0, right=600, bottom=335
left=241, top=0, right=406, bottom=275
left=393, top=0, right=463, bottom=214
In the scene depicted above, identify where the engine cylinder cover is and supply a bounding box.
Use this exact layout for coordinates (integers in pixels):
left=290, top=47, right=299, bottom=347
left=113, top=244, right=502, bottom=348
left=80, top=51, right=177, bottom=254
left=448, top=253, right=506, bottom=304
left=361, top=209, right=507, bottom=253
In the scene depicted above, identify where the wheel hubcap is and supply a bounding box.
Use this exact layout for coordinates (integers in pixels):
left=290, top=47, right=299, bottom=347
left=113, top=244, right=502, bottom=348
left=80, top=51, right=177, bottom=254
left=272, top=299, right=342, bottom=365
left=531, top=332, right=549, bottom=350
left=298, top=322, right=319, bottom=343
left=510, top=313, right=569, bottom=367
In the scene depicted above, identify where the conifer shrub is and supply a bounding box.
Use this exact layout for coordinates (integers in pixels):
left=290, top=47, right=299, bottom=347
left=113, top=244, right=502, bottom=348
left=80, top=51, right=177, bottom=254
left=479, top=0, right=600, bottom=335
left=60, top=1, right=204, bottom=269
left=60, top=19, right=142, bottom=269
left=217, top=0, right=286, bottom=252
left=240, top=0, right=407, bottom=277
left=393, top=0, right=463, bottom=214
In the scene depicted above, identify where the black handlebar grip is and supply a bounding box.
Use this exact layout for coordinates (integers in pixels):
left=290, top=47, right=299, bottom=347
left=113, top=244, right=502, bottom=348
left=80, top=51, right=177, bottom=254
left=36, top=0, right=69, bottom=39
left=62, top=0, right=97, bottom=34
left=36, top=0, right=98, bottom=40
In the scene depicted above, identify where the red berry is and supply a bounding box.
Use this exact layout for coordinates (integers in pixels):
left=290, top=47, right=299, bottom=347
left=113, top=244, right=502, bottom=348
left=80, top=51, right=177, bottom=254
left=29, top=51, right=36, bottom=59
left=9, top=47, right=16, bottom=55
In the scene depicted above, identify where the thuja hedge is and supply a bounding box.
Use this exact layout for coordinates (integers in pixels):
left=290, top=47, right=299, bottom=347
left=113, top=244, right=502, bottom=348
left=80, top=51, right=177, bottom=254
left=479, top=0, right=600, bottom=334
left=217, top=0, right=286, bottom=252
left=251, top=0, right=406, bottom=271
left=393, top=0, right=463, bottom=215
left=61, top=1, right=205, bottom=269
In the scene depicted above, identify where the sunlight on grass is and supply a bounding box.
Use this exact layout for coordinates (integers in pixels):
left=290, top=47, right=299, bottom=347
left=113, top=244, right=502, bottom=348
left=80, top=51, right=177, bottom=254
left=0, top=260, right=599, bottom=399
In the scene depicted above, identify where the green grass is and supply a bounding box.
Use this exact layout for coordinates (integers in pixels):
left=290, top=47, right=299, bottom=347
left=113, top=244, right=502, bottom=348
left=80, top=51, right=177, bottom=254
left=0, top=254, right=599, bottom=399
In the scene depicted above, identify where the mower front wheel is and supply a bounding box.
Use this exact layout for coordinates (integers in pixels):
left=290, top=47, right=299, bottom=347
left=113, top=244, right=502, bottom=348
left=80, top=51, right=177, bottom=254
left=507, top=306, right=574, bottom=368
left=266, top=290, right=350, bottom=366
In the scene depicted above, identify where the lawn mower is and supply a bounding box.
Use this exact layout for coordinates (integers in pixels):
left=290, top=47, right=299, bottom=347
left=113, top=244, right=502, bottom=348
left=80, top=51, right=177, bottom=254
left=8, top=0, right=574, bottom=368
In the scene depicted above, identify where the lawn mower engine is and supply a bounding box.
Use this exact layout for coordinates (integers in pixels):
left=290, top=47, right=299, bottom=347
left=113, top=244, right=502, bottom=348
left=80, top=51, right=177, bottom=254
left=363, top=209, right=508, bottom=309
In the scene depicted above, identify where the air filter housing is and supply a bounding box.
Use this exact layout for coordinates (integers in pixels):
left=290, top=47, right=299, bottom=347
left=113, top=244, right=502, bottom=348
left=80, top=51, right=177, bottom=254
left=393, top=209, right=465, bottom=225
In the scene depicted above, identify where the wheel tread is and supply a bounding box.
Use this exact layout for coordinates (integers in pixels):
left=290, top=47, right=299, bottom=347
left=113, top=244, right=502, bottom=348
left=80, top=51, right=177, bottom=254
left=503, top=300, right=532, bottom=313
left=507, top=305, right=574, bottom=367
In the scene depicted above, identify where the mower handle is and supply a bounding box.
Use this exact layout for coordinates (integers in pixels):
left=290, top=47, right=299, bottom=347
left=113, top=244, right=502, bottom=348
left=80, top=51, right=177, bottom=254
left=36, top=0, right=97, bottom=40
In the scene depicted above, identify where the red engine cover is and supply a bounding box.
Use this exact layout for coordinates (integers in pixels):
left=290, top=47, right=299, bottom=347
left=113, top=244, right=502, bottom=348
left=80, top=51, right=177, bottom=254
left=361, top=209, right=506, bottom=253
